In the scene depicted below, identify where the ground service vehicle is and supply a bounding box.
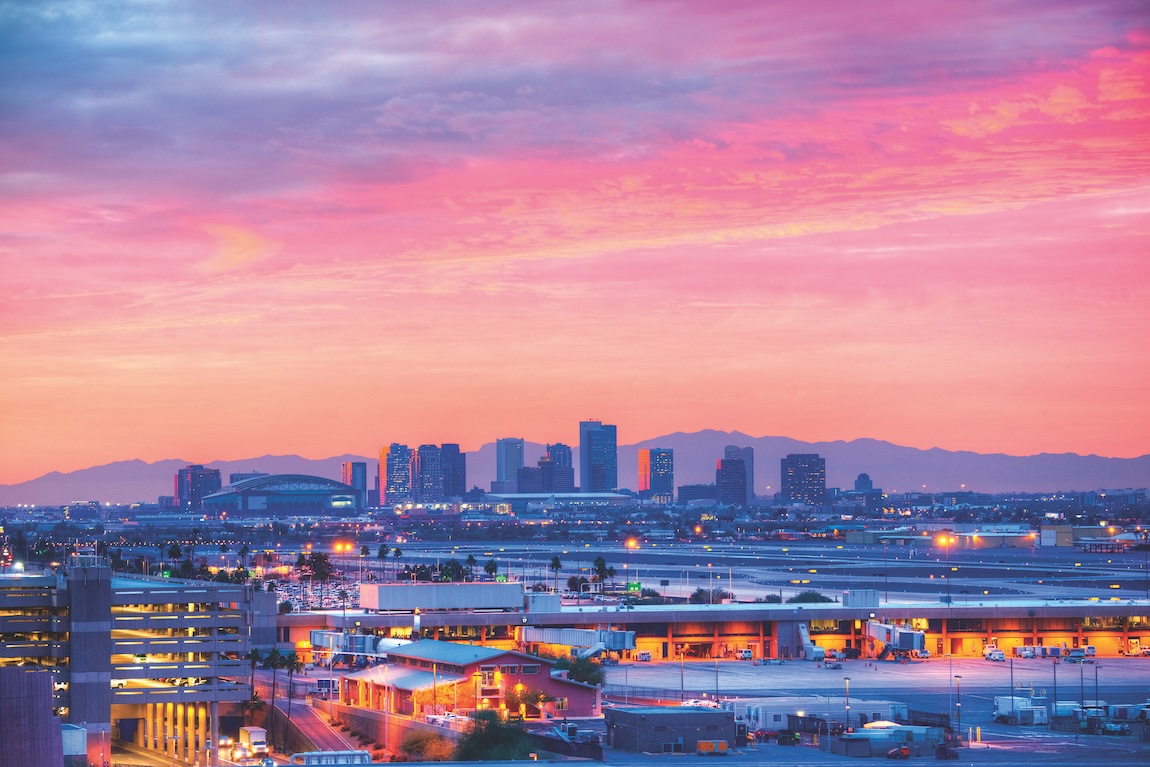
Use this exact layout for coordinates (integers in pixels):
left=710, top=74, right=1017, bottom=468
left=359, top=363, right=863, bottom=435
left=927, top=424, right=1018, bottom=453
left=239, top=726, right=269, bottom=756
left=887, top=744, right=911, bottom=759
left=935, top=744, right=959, bottom=760
left=736, top=649, right=753, bottom=660
left=636, top=651, right=652, bottom=661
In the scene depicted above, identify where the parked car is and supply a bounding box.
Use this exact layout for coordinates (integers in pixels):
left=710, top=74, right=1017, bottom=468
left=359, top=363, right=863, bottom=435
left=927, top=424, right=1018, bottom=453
left=1101, top=721, right=1130, bottom=735
left=824, top=661, right=843, bottom=670
left=934, top=744, right=959, bottom=760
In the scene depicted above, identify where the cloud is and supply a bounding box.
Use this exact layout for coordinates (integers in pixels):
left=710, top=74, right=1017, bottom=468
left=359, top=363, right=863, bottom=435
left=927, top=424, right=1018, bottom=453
left=197, top=224, right=279, bottom=273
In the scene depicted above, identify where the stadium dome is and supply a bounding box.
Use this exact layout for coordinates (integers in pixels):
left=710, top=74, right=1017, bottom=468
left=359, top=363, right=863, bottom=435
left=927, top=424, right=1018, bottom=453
left=202, top=473, right=361, bottom=516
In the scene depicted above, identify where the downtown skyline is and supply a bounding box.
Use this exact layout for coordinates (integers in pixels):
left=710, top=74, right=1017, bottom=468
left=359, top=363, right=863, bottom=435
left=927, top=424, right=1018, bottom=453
left=1, top=2, right=1148, bottom=485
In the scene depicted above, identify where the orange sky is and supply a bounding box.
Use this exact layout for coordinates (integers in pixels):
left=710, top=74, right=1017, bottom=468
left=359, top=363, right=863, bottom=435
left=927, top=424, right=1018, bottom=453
left=1, top=2, right=1148, bottom=483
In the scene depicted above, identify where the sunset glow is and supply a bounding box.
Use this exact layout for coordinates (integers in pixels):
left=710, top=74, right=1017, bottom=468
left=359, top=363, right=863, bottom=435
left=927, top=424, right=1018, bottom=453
left=1, top=2, right=1148, bottom=483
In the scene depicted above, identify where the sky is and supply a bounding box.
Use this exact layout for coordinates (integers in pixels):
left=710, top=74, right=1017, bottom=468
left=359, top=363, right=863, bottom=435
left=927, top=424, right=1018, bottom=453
left=1, top=1, right=1148, bottom=484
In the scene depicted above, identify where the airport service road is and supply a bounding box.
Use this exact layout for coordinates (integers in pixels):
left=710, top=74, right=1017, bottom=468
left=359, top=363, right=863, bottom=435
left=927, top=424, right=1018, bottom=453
left=604, top=656, right=1150, bottom=713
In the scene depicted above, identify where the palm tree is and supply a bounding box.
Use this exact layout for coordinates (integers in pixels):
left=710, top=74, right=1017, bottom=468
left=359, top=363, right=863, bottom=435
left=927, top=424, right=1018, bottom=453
left=241, top=690, right=265, bottom=725
left=282, top=650, right=304, bottom=746
left=377, top=544, right=388, bottom=579
left=466, top=554, right=478, bottom=581
left=238, top=543, right=251, bottom=571
left=337, top=589, right=350, bottom=621
left=265, top=647, right=283, bottom=730
left=246, top=648, right=263, bottom=697
left=549, top=556, right=562, bottom=593
left=392, top=547, right=402, bottom=581
left=484, top=558, right=499, bottom=580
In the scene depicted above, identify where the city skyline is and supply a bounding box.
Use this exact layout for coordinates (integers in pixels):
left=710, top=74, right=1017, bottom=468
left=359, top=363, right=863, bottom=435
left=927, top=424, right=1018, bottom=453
left=2, top=2, right=1148, bottom=485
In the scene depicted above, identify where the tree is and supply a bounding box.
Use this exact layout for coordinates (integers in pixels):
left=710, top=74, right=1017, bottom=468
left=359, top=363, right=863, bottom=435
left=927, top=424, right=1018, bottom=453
left=549, top=556, right=562, bottom=593
left=167, top=543, right=182, bottom=565
left=689, top=588, right=731, bottom=604
left=453, top=711, right=532, bottom=761
left=360, top=544, right=370, bottom=558
left=593, top=556, right=616, bottom=585
left=400, top=729, right=455, bottom=762
left=484, top=558, right=499, bottom=579
left=505, top=685, right=555, bottom=718
left=245, top=648, right=263, bottom=696
left=282, top=650, right=304, bottom=745
left=377, top=544, right=388, bottom=578
left=567, top=575, right=589, bottom=593
left=264, top=647, right=283, bottom=727
left=337, top=589, right=350, bottom=620
left=787, top=590, right=833, bottom=604
left=466, top=554, right=478, bottom=581
left=392, top=547, right=403, bottom=580
left=553, top=655, right=605, bottom=686
left=241, top=690, right=265, bottom=725
left=439, top=558, right=465, bottom=583
left=307, top=552, right=334, bottom=582
left=238, top=543, right=251, bottom=570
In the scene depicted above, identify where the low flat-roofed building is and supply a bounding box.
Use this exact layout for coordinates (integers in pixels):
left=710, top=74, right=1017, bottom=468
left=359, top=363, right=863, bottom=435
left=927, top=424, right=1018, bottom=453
left=605, top=706, right=738, bottom=753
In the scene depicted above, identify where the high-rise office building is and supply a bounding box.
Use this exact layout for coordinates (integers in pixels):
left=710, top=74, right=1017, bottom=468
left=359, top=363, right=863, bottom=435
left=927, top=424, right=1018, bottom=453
left=546, top=443, right=573, bottom=469
left=716, top=458, right=748, bottom=506
left=579, top=420, right=617, bottom=492
left=383, top=443, right=413, bottom=504
left=518, top=444, right=576, bottom=494
left=175, top=464, right=221, bottom=511
left=494, top=438, right=525, bottom=493
left=440, top=443, right=467, bottom=498
left=341, top=461, right=368, bottom=492
left=638, top=448, right=674, bottom=503
left=412, top=444, right=445, bottom=504
left=781, top=453, right=826, bottom=504
left=724, top=445, right=755, bottom=504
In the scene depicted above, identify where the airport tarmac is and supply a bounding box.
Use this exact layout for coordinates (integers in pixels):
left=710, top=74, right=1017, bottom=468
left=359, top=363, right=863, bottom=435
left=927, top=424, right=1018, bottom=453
left=598, top=655, right=1150, bottom=764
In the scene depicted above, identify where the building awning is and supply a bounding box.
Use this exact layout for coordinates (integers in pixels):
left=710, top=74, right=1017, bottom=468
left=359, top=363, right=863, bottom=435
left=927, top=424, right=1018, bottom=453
left=344, top=664, right=464, bottom=691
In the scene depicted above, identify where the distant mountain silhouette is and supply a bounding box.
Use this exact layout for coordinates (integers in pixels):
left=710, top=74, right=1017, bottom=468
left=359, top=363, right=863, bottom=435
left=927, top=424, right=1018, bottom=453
left=0, top=433, right=1146, bottom=505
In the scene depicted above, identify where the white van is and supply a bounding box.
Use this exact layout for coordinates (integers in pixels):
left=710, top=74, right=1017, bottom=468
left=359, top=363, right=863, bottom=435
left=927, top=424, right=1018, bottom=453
left=736, top=649, right=753, bottom=661
left=636, top=651, right=652, bottom=662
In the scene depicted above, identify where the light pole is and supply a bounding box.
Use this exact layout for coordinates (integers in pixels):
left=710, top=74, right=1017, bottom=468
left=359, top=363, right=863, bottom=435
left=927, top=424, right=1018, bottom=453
left=1051, top=657, right=1057, bottom=727
left=954, top=675, right=962, bottom=736
left=882, top=541, right=889, bottom=603
left=844, top=677, right=851, bottom=731
left=708, top=563, right=713, bottom=605
left=679, top=646, right=685, bottom=702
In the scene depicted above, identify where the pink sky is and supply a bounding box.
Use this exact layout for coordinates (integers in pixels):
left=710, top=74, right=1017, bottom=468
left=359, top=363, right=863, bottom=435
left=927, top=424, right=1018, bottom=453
left=1, top=1, right=1148, bottom=484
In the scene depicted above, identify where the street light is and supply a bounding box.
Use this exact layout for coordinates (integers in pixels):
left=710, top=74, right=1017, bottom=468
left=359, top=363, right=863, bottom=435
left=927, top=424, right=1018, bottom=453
left=844, top=677, right=851, bottom=731
left=954, top=675, right=962, bottom=735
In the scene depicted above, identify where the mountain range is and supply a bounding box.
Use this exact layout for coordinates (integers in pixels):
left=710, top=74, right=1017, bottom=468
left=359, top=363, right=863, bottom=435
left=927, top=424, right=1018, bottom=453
left=1, top=430, right=1147, bottom=506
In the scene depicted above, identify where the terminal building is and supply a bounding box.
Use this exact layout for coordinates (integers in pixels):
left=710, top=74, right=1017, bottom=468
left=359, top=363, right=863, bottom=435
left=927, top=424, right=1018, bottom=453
left=0, top=555, right=276, bottom=765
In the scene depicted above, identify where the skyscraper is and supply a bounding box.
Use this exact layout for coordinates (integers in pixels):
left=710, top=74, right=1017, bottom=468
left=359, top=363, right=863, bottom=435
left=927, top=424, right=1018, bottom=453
left=175, top=464, right=221, bottom=511
left=724, top=445, right=755, bottom=504
left=341, top=461, right=367, bottom=491
left=579, top=420, right=617, bottom=492
left=781, top=453, right=826, bottom=504
left=412, top=444, right=445, bottom=504
left=384, top=443, right=413, bottom=504
left=546, top=443, right=573, bottom=469
left=341, top=461, right=368, bottom=507
left=440, top=443, right=467, bottom=498
left=494, top=438, right=525, bottom=493
left=716, top=458, right=748, bottom=506
left=638, top=447, right=674, bottom=503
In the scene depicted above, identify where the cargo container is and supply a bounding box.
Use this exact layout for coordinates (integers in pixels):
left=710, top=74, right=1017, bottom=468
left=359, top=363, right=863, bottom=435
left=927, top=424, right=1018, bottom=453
left=696, top=739, right=729, bottom=755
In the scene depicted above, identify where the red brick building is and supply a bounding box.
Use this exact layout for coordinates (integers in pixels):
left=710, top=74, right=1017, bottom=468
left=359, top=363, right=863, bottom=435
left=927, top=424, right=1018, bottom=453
left=341, top=640, right=600, bottom=720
